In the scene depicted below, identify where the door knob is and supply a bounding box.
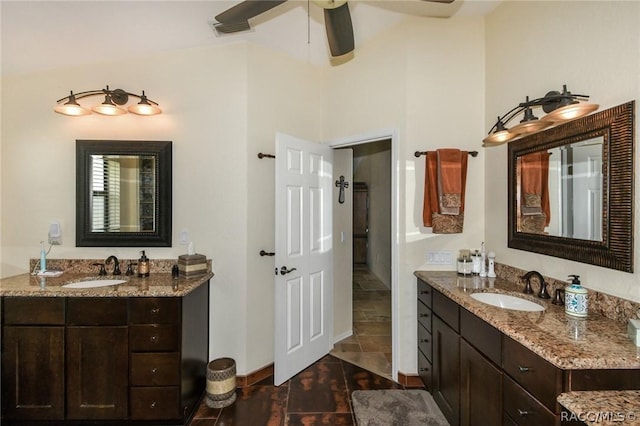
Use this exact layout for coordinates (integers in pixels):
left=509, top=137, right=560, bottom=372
left=280, top=266, right=297, bottom=275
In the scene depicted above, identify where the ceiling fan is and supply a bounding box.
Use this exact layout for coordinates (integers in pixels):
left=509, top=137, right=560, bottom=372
left=213, top=0, right=455, bottom=58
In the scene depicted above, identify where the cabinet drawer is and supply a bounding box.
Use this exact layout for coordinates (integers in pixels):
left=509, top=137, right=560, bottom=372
left=130, top=353, right=180, bottom=386
left=130, top=324, right=180, bottom=352
left=67, top=298, right=127, bottom=325
left=433, top=290, right=459, bottom=332
left=130, top=387, right=180, bottom=420
left=418, top=322, right=432, bottom=362
left=460, top=308, right=502, bottom=366
left=417, top=300, right=432, bottom=332
left=417, top=279, right=432, bottom=308
left=3, top=297, right=64, bottom=325
left=129, top=298, right=180, bottom=324
left=503, top=337, right=562, bottom=412
left=503, top=375, right=556, bottom=426
left=417, top=348, right=432, bottom=391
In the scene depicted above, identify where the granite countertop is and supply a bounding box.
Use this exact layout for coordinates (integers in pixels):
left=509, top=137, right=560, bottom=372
left=415, top=271, right=640, bottom=370
left=0, top=271, right=213, bottom=297
left=558, top=391, right=640, bottom=426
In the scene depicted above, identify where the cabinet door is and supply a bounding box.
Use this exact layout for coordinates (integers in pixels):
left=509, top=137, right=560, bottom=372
left=2, top=326, right=65, bottom=420
left=66, top=326, right=128, bottom=420
left=460, top=340, right=502, bottom=426
left=432, top=315, right=460, bottom=426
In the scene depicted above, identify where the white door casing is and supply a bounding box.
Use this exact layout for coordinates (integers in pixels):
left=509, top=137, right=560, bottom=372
left=274, top=133, right=333, bottom=386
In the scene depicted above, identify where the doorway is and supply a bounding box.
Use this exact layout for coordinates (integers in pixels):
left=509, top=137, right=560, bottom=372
left=330, top=136, right=395, bottom=380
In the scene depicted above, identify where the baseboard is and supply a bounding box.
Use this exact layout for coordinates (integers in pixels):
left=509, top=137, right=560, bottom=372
left=397, top=371, right=426, bottom=389
left=236, top=363, right=274, bottom=387
left=333, top=329, right=353, bottom=343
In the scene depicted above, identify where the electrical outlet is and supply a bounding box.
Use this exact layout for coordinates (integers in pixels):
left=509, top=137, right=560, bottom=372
left=48, top=221, right=62, bottom=245
left=426, top=250, right=453, bottom=265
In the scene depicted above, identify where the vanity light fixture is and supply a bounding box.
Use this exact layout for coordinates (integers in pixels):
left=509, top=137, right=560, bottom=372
left=483, top=85, right=598, bottom=147
left=54, top=86, right=162, bottom=117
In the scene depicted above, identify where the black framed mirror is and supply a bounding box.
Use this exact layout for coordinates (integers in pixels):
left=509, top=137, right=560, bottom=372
left=76, top=140, right=172, bottom=247
left=508, top=101, right=634, bottom=272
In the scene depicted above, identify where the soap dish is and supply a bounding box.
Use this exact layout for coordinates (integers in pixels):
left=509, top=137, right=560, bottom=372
left=628, top=319, right=640, bottom=347
left=36, top=269, right=63, bottom=277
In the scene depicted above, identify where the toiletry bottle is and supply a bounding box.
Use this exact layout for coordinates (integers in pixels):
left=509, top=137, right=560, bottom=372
left=471, top=250, right=481, bottom=274
left=564, top=275, right=588, bottom=317
left=457, top=250, right=472, bottom=276
left=479, top=242, right=487, bottom=278
left=487, top=251, right=496, bottom=278
left=138, top=250, right=150, bottom=278
left=40, top=241, right=47, bottom=273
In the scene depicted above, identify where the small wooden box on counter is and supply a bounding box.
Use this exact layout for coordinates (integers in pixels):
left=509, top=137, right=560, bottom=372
left=178, top=254, right=207, bottom=278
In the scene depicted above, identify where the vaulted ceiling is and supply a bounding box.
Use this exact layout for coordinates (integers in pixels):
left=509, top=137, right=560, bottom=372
left=1, top=1, right=500, bottom=75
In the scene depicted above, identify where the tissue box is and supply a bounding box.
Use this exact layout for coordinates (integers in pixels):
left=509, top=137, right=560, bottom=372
left=178, top=254, right=207, bottom=278
left=628, top=319, right=640, bottom=347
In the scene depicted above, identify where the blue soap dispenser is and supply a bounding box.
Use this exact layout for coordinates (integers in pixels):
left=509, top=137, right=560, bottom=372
left=564, top=275, right=588, bottom=317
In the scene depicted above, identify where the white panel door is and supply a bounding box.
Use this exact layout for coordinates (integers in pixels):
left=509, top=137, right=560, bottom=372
left=274, top=133, right=333, bottom=386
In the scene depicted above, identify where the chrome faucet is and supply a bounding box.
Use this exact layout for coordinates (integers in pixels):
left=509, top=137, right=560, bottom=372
left=522, top=270, right=550, bottom=299
left=105, top=255, right=121, bottom=275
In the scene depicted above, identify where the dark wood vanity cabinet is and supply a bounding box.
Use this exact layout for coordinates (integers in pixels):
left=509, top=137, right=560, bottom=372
left=460, top=309, right=503, bottom=426
left=417, top=278, right=433, bottom=390
left=417, top=278, right=640, bottom=426
left=1, top=281, right=209, bottom=425
left=128, top=297, right=183, bottom=420
left=431, top=291, right=460, bottom=426
left=66, top=298, right=129, bottom=420
left=2, top=298, right=66, bottom=421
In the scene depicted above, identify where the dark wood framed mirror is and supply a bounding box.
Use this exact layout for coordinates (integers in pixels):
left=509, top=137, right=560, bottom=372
left=76, top=140, right=172, bottom=247
left=508, top=101, right=634, bottom=272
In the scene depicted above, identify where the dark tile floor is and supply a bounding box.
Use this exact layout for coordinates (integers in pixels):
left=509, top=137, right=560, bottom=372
left=189, top=354, right=414, bottom=426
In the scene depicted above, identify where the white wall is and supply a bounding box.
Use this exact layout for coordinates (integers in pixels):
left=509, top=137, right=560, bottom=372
left=485, top=1, right=640, bottom=303
left=323, top=15, right=486, bottom=375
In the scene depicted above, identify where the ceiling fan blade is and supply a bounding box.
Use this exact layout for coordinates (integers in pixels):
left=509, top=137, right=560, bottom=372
left=324, top=2, right=354, bottom=57
left=215, top=0, right=287, bottom=24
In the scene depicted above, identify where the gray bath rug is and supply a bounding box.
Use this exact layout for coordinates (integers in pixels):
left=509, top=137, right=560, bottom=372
left=351, top=389, right=449, bottom=426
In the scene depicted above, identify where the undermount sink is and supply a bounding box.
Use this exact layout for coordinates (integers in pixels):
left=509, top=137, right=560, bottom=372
left=62, top=279, right=126, bottom=289
left=470, top=292, right=545, bottom=312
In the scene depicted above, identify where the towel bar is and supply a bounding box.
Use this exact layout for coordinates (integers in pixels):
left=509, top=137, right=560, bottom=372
left=414, top=150, right=478, bottom=158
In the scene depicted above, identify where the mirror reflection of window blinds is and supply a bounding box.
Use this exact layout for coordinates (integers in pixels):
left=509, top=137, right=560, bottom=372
left=91, top=156, right=121, bottom=232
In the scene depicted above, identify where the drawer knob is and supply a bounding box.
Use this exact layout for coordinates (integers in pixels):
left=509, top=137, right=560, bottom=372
left=419, top=367, right=429, bottom=372
left=151, top=307, right=160, bottom=314
left=419, top=314, right=429, bottom=318
left=518, top=366, right=531, bottom=373
left=151, top=367, right=158, bottom=374
left=420, top=338, right=429, bottom=343
left=150, top=335, right=158, bottom=343
left=517, top=409, right=531, bottom=417
left=420, top=290, right=430, bottom=295
left=150, top=401, right=157, bottom=409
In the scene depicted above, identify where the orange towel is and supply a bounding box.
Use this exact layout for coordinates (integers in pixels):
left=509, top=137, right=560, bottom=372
left=437, top=149, right=463, bottom=214
left=423, top=149, right=468, bottom=228
left=423, top=151, right=439, bottom=227
left=520, top=152, right=550, bottom=226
